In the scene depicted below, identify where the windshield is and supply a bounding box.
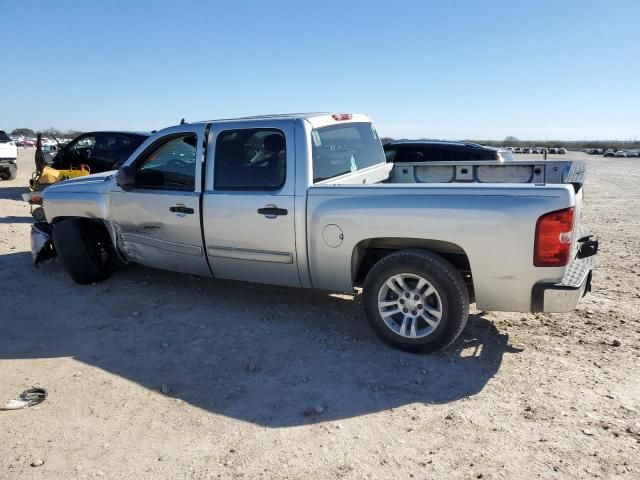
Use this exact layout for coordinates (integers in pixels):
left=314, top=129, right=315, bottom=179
left=311, top=122, right=385, bottom=182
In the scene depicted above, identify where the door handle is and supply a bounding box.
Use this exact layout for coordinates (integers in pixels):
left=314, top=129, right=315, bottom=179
left=257, top=206, right=288, bottom=217
left=169, top=205, right=194, bottom=214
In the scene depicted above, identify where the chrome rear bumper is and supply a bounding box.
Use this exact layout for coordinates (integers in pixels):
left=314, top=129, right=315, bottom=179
left=531, top=249, right=596, bottom=313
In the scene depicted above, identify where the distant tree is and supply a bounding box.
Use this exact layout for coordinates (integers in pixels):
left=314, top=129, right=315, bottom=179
left=380, top=137, right=394, bottom=144
left=63, top=130, right=83, bottom=139
left=11, top=128, right=35, bottom=137
left=503, top=136, right=519, bottom=145
left=41, top=127, right=62, bottom=138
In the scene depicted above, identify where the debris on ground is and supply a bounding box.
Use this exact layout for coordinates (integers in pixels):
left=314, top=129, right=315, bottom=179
left=1, top=388, right=47, bottom=411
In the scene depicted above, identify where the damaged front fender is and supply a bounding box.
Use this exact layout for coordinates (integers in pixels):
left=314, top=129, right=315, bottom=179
left=31, top=222, right=56, bottom=265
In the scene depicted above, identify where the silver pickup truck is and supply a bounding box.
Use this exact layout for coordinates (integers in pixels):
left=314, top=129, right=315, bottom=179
left=33, top=113, right=598, bottom=353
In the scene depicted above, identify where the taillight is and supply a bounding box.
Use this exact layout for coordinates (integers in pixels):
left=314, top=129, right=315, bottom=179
left=534, top=207, right=574, bottom=267
left=331, top=113, right=352, bottom=121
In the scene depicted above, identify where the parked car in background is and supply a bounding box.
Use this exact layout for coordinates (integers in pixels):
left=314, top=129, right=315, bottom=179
left=603, top=149, right=615, bottom=157
left=521, top=147, right=531, bottom=153
left=626, top=150, right=639, bottom=157
left=558, top=147, right=567, bottom=154
left=383, top=141, right=515, bottom=163
left=514, top=147, right=522, bottom=153
left=614, top=150, right=627, bottom=157
left=42, top=143, right=61, bottom=163
left=50, top=131, right=150, bottom=174
left=0, top=130, right=18, bottom=180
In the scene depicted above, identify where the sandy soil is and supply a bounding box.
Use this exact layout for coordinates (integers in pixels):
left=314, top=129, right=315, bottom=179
left=1, top=149, right=639, bottom=480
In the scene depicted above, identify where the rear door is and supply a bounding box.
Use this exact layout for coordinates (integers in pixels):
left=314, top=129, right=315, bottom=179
left=109, top=125, right=210, bottom=276
left=201, top=120, right=300, bottom=287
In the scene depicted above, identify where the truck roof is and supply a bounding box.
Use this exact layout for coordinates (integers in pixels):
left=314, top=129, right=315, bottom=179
left=183, top=113, right=372, bottom=129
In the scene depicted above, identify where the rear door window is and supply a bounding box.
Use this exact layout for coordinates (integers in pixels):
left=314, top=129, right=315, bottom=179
left=214, top=129, right=286, bottom=190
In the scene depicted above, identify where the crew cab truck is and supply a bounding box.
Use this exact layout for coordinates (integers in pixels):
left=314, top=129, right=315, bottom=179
left=33, top=113, right=597, bottom=353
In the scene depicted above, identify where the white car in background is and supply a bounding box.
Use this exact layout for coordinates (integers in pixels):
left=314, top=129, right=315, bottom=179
left=0, top=130, right=18, bottom=180
left=625, top=150, right=639, bottom=157
left=614, top=150, right=627, bottom=157
left=42, top=143, right=60, bottom=163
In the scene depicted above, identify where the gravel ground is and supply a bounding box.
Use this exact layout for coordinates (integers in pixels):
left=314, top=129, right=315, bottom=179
left=1, top=149, right=639, bottom=479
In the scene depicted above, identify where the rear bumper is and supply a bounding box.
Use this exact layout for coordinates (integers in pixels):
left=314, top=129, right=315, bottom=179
left=531, top=252, right=596, bottom=313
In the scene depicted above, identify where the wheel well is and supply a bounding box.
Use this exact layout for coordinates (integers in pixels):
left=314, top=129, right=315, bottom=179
left=52, top=217, right=114, bottom=249
left=352, top=238, right=474, bottom=300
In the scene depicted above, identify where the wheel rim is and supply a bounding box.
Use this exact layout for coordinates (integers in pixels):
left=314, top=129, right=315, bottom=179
left=377, top=273, right=443, bottom=339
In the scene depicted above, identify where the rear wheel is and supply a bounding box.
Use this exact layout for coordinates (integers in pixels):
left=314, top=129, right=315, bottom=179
left=53, top=219, right=114, bottom=284
left=363, top=250, right=469, bottom=353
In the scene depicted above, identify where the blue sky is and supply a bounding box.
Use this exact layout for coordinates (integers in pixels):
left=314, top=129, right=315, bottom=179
left=1, top=0, right=638, bottom=140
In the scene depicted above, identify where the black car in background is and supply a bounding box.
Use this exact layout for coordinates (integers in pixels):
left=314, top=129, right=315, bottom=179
left=51, top=131, right=150, bottom=173
left=383, top=140, right=515, bottom=163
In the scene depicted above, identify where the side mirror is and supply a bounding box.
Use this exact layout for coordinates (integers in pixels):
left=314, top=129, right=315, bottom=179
left=116, top=165, right=136, bottom=190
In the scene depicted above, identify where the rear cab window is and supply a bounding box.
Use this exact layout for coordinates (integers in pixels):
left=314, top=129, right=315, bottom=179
left=311, top=122, right=385, bottom=183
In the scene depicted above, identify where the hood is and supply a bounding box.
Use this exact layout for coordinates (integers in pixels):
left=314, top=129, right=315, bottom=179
left=43, top=170, right=117, bottom=196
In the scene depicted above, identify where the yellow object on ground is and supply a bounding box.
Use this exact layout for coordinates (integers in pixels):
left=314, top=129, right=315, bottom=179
left=38, top=165, right=90, bottom=185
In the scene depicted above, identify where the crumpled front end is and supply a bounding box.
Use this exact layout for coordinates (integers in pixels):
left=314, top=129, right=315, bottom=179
left=31, top=222, right=56, bottom=265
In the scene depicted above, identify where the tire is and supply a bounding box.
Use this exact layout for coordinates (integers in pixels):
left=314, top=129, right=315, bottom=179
left=0, top=164, right=17, bottom=180
left=52, top=219, right=113, bottom=284
left=363, top=249, right=469, bottom=353
left=7, top=164, right=17, bottom=180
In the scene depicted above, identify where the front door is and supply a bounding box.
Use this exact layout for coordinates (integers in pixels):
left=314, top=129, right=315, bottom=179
left=201, top=122, right=300, bottom=287
left=109, top=126, right=211, bottom=277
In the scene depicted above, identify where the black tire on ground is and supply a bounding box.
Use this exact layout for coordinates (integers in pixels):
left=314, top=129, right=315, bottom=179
left=362, top=249, right=469, bottom=353
left=0, top=164, right=17, bottom=180
left=52, top=219, right=113, bottom=284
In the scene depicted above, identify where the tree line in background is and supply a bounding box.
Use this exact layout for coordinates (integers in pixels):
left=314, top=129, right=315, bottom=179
left=11, top=129, right=640, bottom=150
left=10, top=127, right=83, bottom=139
left=381, top=135, right=640, bottom=150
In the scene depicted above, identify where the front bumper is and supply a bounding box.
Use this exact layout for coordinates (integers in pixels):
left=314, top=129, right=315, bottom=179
left=531, top=250, right=596, bottom=313
left=31, top=222, right=56, bottom=265
left=0, top=158, right=17, bottom=170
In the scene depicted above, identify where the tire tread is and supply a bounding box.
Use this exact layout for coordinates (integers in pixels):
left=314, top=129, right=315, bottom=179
left=363, top=249, right=469, bottom=353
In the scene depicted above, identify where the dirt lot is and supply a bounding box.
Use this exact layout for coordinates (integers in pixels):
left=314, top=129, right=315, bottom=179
left=1, top=149, right=639, bottom=480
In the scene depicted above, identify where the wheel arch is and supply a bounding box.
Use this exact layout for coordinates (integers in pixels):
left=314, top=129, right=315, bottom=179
left=351, top=237, right=474, bottom=300
left=50, top=216, right=118, bottom=254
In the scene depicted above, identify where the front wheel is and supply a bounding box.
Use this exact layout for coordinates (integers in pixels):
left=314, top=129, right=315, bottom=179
left=52, top=219, right=114, bottom=284
left=363, top=250, right=469, bottom=353
left=0, top=164, right=17, bottom=180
